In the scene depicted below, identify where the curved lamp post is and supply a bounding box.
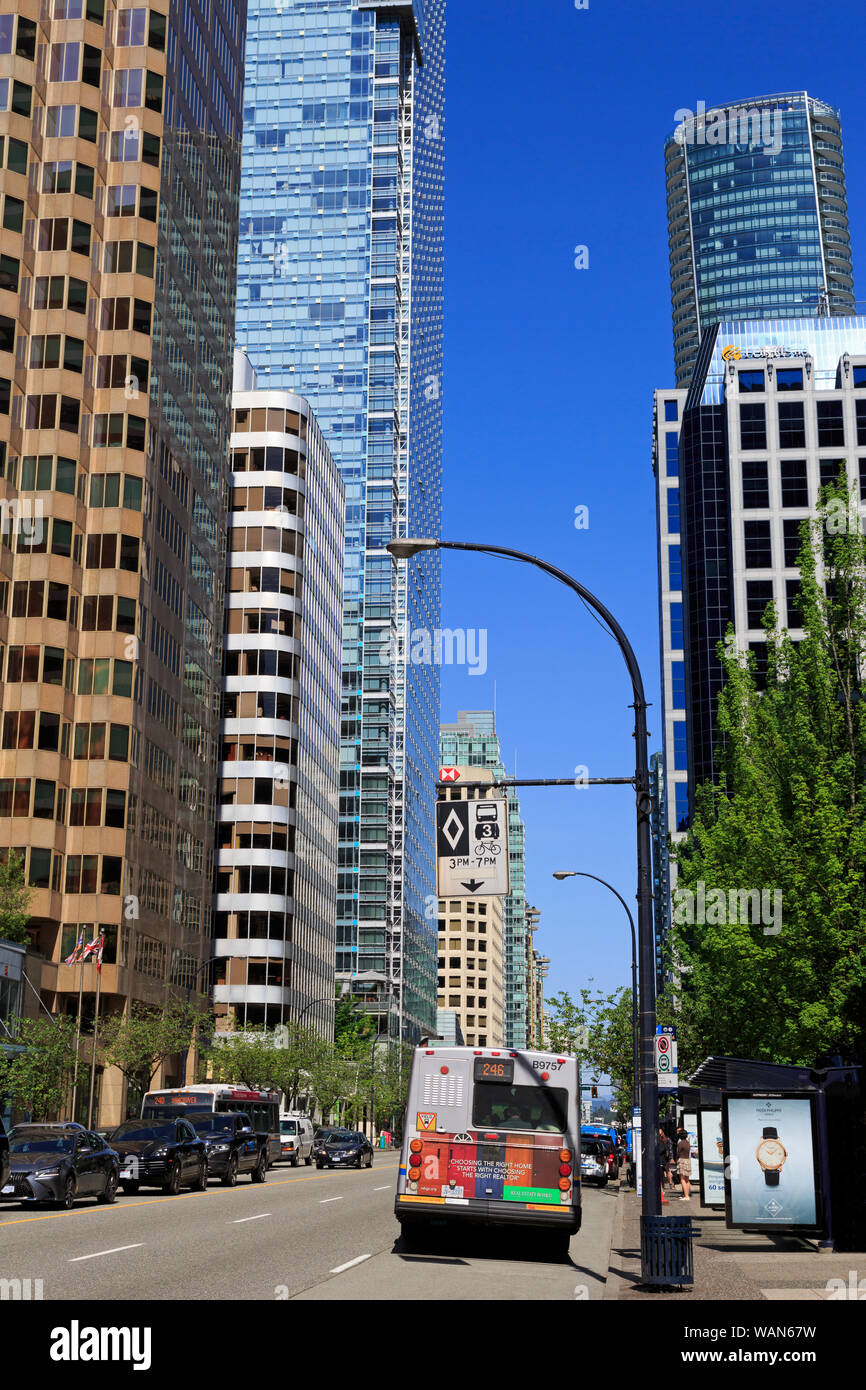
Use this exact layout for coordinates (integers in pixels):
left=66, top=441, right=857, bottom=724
left=387, top=536, right=660, bottom=1230
left=553, top=870, right=639, bottom=1108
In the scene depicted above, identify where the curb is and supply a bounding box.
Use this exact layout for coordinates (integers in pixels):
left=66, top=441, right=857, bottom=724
left=602, top=1179, right=629, bottom=1301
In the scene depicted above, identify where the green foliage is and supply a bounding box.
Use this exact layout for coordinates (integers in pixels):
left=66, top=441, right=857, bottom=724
left=0, top=850, right=32, bottom=946
left=671, top=474, right=866, bottom=1069
left=546, top=985, right=635, bottom=1119
left=0, top=1015, right=77, bottom=1120
left=204, top=1022, right=322, bottom=1104
left=100, top=1001, right=209, bottom=1093
left=333, top=990, right=376, bottom=1059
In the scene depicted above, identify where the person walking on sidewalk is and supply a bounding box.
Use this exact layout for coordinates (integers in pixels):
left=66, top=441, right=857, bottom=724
left=658, top=1128, right=671, bottom=1204
left=676, top=1128, right=693, bottom=1201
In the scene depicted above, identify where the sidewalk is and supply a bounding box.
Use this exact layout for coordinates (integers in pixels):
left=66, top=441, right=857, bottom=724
left=603, top=1181, right=866, bottom=1301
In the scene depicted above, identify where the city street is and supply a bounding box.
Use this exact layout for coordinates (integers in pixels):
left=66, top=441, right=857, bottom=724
left=0, top=1161, right=618, bottom=1302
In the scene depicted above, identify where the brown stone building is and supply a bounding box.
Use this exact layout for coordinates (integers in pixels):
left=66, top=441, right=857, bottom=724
left=0, top=0, right=245, bottom=1123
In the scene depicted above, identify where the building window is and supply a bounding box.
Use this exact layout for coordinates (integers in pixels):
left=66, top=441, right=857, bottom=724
left=669, top=601, right=683, bottom=649
left=664, top=400, right=678, bottom=422
left=746, top=579, right=774, bottom=628
left=786, top=579, right=803, bottom=629
left=741, top=459, right=769, bottom=509
left=666, top=488, right=680, bottom=534
left=819, top=459, right=844, bottom=492
left=743, top=520, right=772, bottom=568
left=674, top=783, right=689, bottom=833
left=775, top=368, right=803, bottom=391
left=739, top=402, right=766, bottom=450
left=778, top=401, right=806, bottom=449
left=668, top=543, right=682, bottom=591
left=672, top=722, right=688, bottom=772
left=783, top=518, right=804, bottom=568
left=749, top=641, right=768, bottom=691
left=738, top=369, right=765, bottom=393
left=816, top=401, right=845, bottom=448
left=665, top=433, right=679, bottom=477
left=671, top=661, right=685, bottom=710
left=780, top=459, right=809, bottom=508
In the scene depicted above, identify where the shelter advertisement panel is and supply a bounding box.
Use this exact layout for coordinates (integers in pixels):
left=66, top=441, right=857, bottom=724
left=723, top=1094, right=821, bottom=1232
left=698, top=1108, right=725, bottom=1208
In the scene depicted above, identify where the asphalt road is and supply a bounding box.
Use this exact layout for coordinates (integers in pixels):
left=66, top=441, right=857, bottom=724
left=0, top=1159, right=618, bottom=1301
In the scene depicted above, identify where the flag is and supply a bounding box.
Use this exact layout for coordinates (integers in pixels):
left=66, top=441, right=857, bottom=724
left=81, top=932, right=101, bottom=962
left=95, top=932, right=106, bottom=974
left=65, top=932, right=84, bottom=966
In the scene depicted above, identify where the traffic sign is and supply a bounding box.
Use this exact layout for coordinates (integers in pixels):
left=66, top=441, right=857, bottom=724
left=654, top=1031, right=678, bottom=1091
left=439, top=767, right=461, bottom=782
left=436, top=797, right=510, bottom=898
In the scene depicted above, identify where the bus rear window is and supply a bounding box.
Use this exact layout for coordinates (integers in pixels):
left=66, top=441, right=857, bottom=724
left=472, top=1084, right=568, bottom=1134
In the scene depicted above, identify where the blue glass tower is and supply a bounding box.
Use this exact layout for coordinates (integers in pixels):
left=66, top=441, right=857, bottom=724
left=236, top=0, right=445, bottom=1040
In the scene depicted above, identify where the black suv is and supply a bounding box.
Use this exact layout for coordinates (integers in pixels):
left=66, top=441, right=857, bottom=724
left=107, top=1118, right=208, bottom=1195
left=315, top=1130, right=374, bottom=1170
left=7, top=1125, right=120, bottom=1209
left=188, top=1112, right=268, bottom=1186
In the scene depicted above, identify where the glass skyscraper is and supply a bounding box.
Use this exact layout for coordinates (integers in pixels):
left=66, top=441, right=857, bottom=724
left=236, top=0, right=445, bottom=1041
left=666, top=93, right=855, bottom=385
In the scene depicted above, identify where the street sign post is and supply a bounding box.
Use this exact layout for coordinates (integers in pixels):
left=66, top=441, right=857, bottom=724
left=436, top=797, right=510, bottom=898
left=655, top=1025, right=678, bottom=1093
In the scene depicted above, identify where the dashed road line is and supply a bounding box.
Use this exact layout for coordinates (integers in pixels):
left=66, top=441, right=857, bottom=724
left=69, top=1243, right=144, bottom=1262
left=330, top=1254, right=372, bottom=1274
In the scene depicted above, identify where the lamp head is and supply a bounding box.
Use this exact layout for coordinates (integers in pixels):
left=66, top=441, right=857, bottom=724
left=386, top=538, right=440, bottom=560
left=553, top=871, right=576, bottom=881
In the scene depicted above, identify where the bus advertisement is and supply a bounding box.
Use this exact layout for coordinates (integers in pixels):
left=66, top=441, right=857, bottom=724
left=395, top=1046, right=582, bottom=1254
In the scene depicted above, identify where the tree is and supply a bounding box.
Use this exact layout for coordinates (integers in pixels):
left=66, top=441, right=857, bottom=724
left=671, top=475, right=866, bottom=1069
left=546, top=985, right=635, bottom=1119
left=0, top=850, right=32, bottom=946
left=99, top=1001, right=210, bottom=1100
left=0, top=1015, right=77, bottom=1120
left=333, top=990, right=376, bottom=1059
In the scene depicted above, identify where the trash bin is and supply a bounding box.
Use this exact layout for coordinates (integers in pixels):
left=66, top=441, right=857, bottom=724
left=640, top=1214, right=700, bottom=1288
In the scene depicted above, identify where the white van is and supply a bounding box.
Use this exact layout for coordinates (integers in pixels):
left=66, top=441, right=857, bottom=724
left=279, top=1113, right=314, bottom=1166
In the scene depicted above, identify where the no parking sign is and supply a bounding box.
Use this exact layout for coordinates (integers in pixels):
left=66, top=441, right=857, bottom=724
left=654, top=1026, right=678, bottom=1092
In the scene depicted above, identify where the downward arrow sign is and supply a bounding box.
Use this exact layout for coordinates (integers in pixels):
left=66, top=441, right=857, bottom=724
left=461, top=880, right=485, bottom=893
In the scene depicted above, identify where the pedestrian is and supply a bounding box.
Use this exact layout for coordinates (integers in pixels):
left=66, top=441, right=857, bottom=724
left=657, top=1127, right=670, bottom=1205
left=676, top=1128, right=693, bottom=1201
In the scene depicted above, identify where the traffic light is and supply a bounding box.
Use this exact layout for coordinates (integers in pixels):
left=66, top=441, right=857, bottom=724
left=591, top=1084, right=598, bottom=1099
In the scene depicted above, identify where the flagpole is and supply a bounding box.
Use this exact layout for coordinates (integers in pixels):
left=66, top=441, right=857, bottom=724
left=86, top=954, right=102, bottom=1130
left=70, top=945, right=85, bottom=1123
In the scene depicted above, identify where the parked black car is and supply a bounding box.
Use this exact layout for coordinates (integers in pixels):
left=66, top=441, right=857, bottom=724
left=0, top=1117, right=10, bottom=1198
left=188, top=1111, right=268, bottom=1186
left=315, top=1130, right=374, bottom=1170
left=5, top=1126, right=120, bottom=1209
left=106, top=1118, right=208, bottom=1195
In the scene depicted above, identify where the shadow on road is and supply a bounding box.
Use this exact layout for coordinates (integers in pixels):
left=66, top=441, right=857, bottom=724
left=392, top=1226, right=576, bottom=1266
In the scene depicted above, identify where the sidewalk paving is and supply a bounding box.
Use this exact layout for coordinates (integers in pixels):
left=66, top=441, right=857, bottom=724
left=603, top=1180, right=866, bottom=1301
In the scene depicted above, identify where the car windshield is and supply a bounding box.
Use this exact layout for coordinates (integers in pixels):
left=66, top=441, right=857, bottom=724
left=109, top=1122, right=176, bottom=1143
left=317, top=1130, right=345, bottom=1144
left=472, top=1083, right=569, bottom=1133
left=582, top=1142, right=603, bottom=1155
left=280, top=1121, right=298, bottom=1135
left=333, top=1134, right=361, bottom=1146
left=191, top=1115, right=235, bottom=1135
left=10, top=1136, right=74, bottom=1155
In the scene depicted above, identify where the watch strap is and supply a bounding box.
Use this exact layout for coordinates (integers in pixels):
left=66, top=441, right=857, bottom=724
left=762, top=1126, right=778, bottom=1139
left=764, top=1169, right=780, bottom=1186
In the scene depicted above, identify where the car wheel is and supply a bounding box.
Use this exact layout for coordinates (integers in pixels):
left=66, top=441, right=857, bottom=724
left=315, top=1160, right=323, bottom=1170
left=599, top=1175, right=608, bottom=1187
left=121, top=1181, right=140, bottom=1195
left=290, top=1154, right=299, bottom=1168
left=164, top=1161, right=181, bottom=1196
left=367, top=1152, right=374, bottom=1168
left=251, top=1151, right=267, bottom=1184
left=97, top=1171, right=118, bottom=1205
left=221, top=1155, right=238, bottom=1187
left=58, top=1176, right=76, bottom=1211
left=195, top=1158, right=209, bottom=1191
left=304, top=1153, right=312, bottom=1166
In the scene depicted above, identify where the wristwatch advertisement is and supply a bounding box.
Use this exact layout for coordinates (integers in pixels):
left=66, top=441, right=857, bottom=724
left=723, top=1096, right=819, bottom=1231
left=697, top=1109, right=725, bottom=1208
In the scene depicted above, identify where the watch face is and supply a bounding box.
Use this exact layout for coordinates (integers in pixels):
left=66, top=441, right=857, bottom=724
left=756, top=1139, right=786, bottom=1168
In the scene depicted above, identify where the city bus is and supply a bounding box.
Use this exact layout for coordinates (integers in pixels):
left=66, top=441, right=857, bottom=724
left=141, top=1085, right=281, bottom=1167
left=395, top=1046, right=582, bottom=1255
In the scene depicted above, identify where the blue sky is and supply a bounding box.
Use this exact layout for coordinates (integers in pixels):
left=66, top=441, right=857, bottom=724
left=438, top=0, right=866, bottom=1010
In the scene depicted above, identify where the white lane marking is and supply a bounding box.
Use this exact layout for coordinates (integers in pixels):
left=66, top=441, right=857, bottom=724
left=69, top=1243, right=144, bottom=1263
left=330, top=1253, right=372, bottom=1274
left=232, top=1213, right=271, bottom=1224
left=320, top=1196, right=344, bottom=1204
left=373, top=1186, right=391, bottom=1191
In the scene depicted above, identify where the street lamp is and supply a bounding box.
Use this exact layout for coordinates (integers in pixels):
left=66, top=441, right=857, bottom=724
left=387, top=536, right=660, bottom=1235
left=296, top=980, right=350, bottom=1029
left=552, top=871, right=639, bottom=1110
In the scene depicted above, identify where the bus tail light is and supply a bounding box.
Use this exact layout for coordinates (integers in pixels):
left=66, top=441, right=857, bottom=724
left=409, top=1167, right=421, bottom=1183
left=558, top=1178, right=571, bottom=1191
left=559, top=1149, right=572, bottom=1162
left=410, top=1139, right=422, bottom=1154
left=559, top=1163, right=572, bottom=1177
